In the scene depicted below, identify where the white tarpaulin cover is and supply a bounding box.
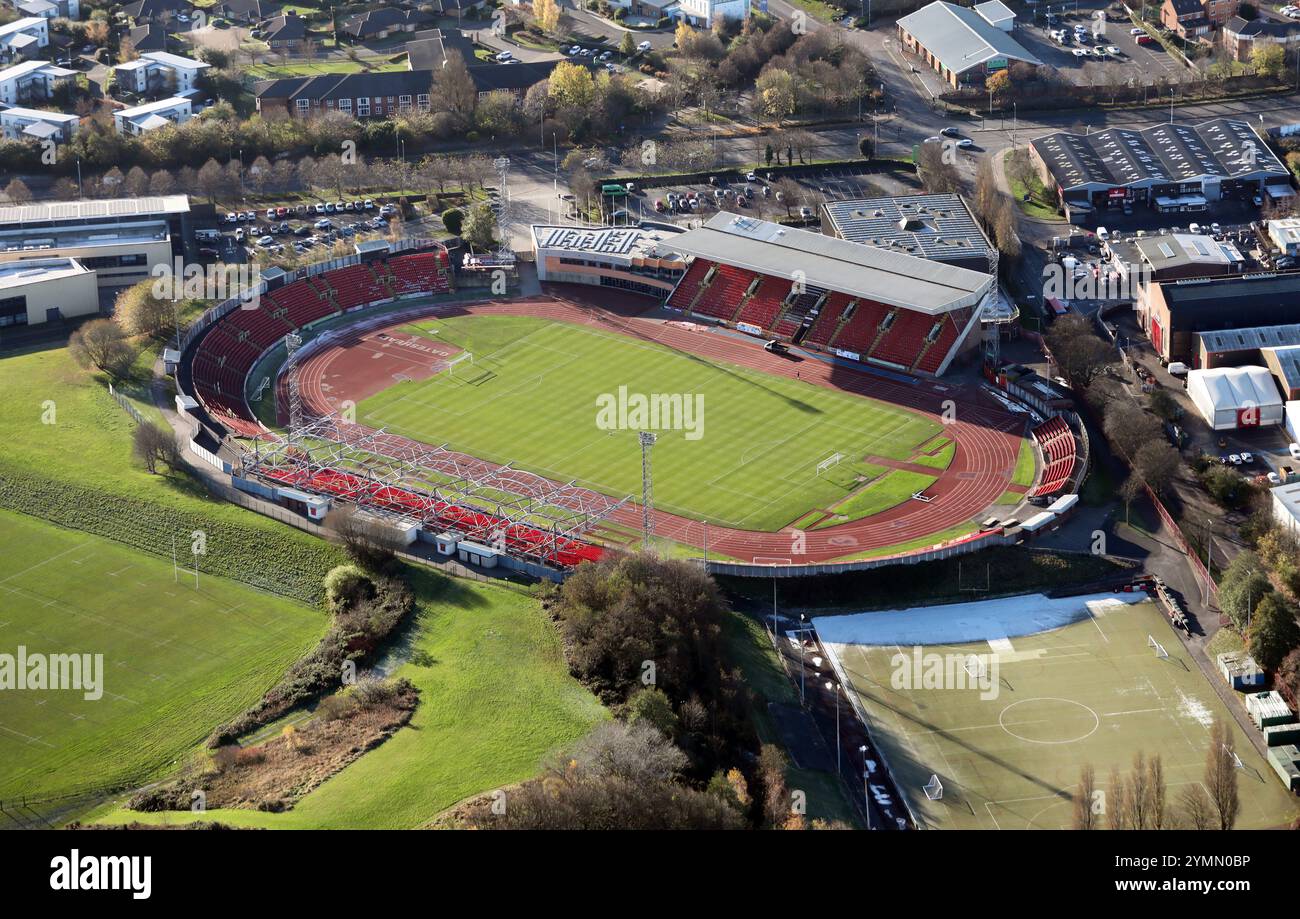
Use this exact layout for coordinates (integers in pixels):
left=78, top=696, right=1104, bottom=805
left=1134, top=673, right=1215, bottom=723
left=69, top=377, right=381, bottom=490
left=1187, top=365, right=1284, bottom=431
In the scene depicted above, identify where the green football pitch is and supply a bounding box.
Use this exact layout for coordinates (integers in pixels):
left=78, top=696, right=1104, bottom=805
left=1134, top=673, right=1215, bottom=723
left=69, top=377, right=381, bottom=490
left=824, top=599, right=1300, bottom=830
left=0, top=509, right=324, bottom=808
left=357, top=315, right=947, bottom=532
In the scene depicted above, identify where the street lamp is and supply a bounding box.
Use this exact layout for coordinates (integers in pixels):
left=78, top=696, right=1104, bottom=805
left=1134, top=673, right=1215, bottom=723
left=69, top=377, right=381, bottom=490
left=825, top=681, right=841, bottom=773
left=859, top=744, right=870, bottom=828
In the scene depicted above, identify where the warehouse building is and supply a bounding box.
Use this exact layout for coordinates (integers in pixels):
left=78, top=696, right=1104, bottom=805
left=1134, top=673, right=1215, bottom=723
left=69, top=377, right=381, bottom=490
left=1139, top=272, right=1300, bottom=363
left=0, top=195, right=190, bottom=291
left=1029, top=119, right=1291, bottom=221
left=821, top=194, right=997, bottom=274
left=0, top=257, right=98, bottom=328
left=897, top=1, right=1039, bottom=88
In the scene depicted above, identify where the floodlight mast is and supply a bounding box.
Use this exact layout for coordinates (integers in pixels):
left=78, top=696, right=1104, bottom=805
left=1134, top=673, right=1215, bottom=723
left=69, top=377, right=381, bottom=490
left=638, top=431, right=657, bottom=552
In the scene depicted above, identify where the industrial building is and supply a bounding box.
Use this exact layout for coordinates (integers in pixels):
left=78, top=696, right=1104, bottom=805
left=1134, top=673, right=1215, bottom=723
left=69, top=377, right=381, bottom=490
left=1138, top=272, right=1300, bottom=363
left=1029, top=119, right=1291, bottom=221
left=0, top=257, right=98, bottom=328
left=896, top=1, right=1039, bottom=88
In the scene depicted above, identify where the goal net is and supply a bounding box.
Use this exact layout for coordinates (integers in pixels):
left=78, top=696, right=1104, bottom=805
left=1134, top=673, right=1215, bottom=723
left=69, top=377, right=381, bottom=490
left=964, top=656, right=987, bottom=681
left=923, top=774, right=944, bottom=801
left=815, top=452, right=844, bottom=476
left=445, top=351, right=473, bottom=377
left=1147, top=634, right=1169, bottom=659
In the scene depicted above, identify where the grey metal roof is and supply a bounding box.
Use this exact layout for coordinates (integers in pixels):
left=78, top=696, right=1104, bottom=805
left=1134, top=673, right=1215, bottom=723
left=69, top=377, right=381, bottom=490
left=0, top=194, right=189, bottom=226
left=670, top=212, right=993, bottom=315
left=1031, top=118, right=1288, bottom=192
left=1198, top=322, right=1300, bottom=353
left=897, top=1, right=1040, bottom=74
left=1265, top=345, right=1300, bottom=390
left=822, top=194, right=995, bottom=267
left=1133, top=233, right=1244, bottom=270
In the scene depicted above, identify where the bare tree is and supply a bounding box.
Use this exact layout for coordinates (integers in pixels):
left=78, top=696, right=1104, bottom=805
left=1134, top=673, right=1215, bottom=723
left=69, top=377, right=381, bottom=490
left=68, top=319, right=136, bottom=378
left=1127, top=751, right=1151, bottom=829
left=1206, top=718, right=1240, bottom=830
left=1106, top=765, right=1128, bottom=830
left=133, top=422, right=181, bottom=475
left=1177, top=783, right=1215, bottom=830
left=1148, top=754, right=1167, bottom=830
left=1072, top=763, right=1099, bottom=830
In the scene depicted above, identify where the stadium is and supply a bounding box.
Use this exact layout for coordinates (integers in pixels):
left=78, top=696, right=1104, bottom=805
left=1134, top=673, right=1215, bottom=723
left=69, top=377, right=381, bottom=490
left=176, top=215, right=1082, bottom=574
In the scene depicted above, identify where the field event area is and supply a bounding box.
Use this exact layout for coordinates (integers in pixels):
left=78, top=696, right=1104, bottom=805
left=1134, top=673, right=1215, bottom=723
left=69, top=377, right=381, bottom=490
left=817, top=595, right=1300, bottom=831
left=353, top=314, right=949, bottom=532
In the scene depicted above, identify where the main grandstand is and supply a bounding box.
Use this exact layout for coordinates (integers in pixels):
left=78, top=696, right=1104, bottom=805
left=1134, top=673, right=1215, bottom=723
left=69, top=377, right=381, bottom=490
left=665, top=212, right=995, bottom=376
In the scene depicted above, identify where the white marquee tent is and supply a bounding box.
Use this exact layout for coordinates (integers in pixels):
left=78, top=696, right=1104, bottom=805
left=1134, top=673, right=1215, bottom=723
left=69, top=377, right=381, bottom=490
left=1187, top=365, right=1284, bottom=431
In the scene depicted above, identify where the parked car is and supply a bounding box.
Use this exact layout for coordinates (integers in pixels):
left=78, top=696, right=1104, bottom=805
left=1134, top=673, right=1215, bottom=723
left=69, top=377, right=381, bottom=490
left=940, top=127, right=960, bottom=138
left=495, top=51, right=513, bottom=62
left=315, top=218, right=332, bottom=229
left=638, top=40, right=652, bottom=52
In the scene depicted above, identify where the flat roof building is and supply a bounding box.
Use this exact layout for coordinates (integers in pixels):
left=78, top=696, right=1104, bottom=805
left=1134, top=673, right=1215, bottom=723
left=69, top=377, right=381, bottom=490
left=1271, top=480, right=1300, bottom=536
left=113, top=95, right=192, bottom=134
left=1029, top=119, right=1291, bottom=219
left=0, top=194, right=189, bottom=289
left=821, top=194, right=997, bottom=274
left=531, top=224, right=687, bottom=297
left=1142, top=272, right=1300, bottom=363
left=0, top=256, right=98, bottom=328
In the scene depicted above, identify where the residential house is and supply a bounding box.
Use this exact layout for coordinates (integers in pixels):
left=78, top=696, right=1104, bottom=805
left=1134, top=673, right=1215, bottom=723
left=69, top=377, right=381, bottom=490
left=254, top=70, right=432, bottom=119
left=339, top=9, right=434, bottom=41
left=0, top=58, right=75, bottom=105
left=209, top=0, right=280, bottom=23
left=466, top=59, right=555, bottom=100
left=1160, top=0, right=1213, bottom=41
left=402, top=29, right=477, bottom=71
left=0, top=104, right=80, bottom=141
left=261, top=11, right=312, bottom=49
left=127, top=22, right=169, bottom=53
left=122, top=0, right=194, bottom=24
left=1222, top=14, right=1300, bottom=61
left=15, top=0, right=81, bottom=19
left=0, top=17, right=50, bottom=61
left=114, top=95, right=191, bottom=134
left=114, top=50, right=210, bottom=96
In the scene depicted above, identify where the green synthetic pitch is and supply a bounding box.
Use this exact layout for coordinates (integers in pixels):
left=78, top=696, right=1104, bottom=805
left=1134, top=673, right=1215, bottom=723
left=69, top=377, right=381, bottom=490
left=827, top=600, right=1300, bottom=830
left=357, top=315, right=948, bottom=532
left=0, top=509, right=325, bottom=805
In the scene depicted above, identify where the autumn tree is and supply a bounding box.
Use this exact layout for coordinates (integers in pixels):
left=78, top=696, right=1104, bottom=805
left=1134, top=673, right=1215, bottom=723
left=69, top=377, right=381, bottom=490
left=1247, top=594, right=1300, bottom=670
left=68, top=319, right=136, bottom=378
left=534, top=0, right=561, bottom=33
left=114, top=280, right=177, bottom=340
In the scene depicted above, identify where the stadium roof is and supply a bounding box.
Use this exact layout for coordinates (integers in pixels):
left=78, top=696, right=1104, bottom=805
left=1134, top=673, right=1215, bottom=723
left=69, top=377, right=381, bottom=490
left=531, top=224, right=687, bottom=262
left=897, top=2, right=1040, bottom=75
left=671, top=212, right=993, bottom=315
left=822, top=194, right=995, bottom=267
left=1030, top=119, right=1287, bottom=192
left=0, top=194, right=190, bottom=226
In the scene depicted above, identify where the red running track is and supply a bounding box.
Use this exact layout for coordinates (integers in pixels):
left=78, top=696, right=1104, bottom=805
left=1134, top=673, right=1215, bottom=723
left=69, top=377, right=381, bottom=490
left=286, top=290, right=1028, bottom=564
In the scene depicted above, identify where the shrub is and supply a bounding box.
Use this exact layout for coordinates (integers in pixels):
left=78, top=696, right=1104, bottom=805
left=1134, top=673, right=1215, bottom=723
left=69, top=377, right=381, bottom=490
left=442, top=207, right=465, bottom=235
left=324, top=563, right=374, bottom=613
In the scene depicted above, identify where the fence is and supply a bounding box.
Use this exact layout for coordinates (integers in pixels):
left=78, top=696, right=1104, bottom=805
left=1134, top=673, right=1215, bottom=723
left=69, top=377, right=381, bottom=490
left=705, top=531, right=1015, bottom=578
left=106, top=382, right=146, bottom=426
left=1144, top=484, right=1219, bottom=607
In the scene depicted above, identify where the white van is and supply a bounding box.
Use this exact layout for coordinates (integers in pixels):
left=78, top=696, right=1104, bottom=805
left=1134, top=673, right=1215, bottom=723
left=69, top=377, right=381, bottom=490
left=1167, top=361, right=1188, bottom=376
left=1096, top=226, right=1110, bottom=242
left=1290, top=443, right=1300, bottom=461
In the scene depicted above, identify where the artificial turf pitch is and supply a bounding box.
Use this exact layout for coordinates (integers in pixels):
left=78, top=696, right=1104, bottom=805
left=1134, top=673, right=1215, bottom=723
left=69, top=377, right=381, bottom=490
left=357, top=315, right=946, bottom=532
left=823, top=599, right=1300, bottom=830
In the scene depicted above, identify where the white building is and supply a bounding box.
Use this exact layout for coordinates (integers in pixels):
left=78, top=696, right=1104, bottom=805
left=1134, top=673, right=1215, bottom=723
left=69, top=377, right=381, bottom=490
left=15, top=0, right=81, bottom=19
left=113, top=95, right=192, bottom=134
left=113, top=51, right=210, bottom=96
left=531, top=224, right=687, bottom=296
left=0, top=257, right=98, bottom=328
left=0, top=59, right=76, bottom=105
left=675, top=0, right=748, bottom=26
left=1271, top=481, right=1300, bottom=536
left=0, top=104, right=79, bottom=141
left=1187, top=365, right=1285, bottom=431
left=0, top=17, right=50, bottom=60
left=1267, top=217, right=1300, bottom=258
left=974, top=0, right=1015, bottom=30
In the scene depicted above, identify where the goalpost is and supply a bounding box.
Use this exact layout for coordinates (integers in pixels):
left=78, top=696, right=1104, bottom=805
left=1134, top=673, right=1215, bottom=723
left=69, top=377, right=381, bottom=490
left=1147, top=634, right=1170, bottom=660
left=923, top=774, right=944, bottom=801
left=444, top=351, right=474, bottom=378
left=816, top=452, right=845, bottom=476
left=964, top=656, right=987, bottom=681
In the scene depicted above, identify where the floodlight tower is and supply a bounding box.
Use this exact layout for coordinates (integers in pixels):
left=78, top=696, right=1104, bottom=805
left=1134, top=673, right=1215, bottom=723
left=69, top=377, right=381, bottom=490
left=638, top=431, right=657, bottom=552
left=285, top=331, right=305, bottom=441
left=493, top=156, right=515, bottom=263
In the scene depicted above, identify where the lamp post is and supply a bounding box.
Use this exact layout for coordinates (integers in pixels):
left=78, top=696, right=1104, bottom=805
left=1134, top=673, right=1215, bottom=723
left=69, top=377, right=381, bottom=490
left=826, top=681, right=841, bottom=773
left=859, top=744, right=871, bottom=829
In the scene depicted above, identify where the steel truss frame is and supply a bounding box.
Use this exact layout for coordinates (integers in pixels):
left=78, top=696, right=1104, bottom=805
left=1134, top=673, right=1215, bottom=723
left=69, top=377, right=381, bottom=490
left=241, top=415, right=629, bottom=564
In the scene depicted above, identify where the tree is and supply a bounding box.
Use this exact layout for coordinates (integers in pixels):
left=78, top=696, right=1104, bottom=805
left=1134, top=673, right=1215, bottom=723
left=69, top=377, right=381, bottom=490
left=1048, top=314, right=1115, bottom=390
left=1247, top=594, right=1300, bottom=670
left=462, top=202, right=498, bottom=251
left=115, top=279, right=176, bottom=340
left=916, top=141, right=960, bottom=195
left=758, top=744, right=790, bottom=828
left=323, top=563, right=374, bottom=613
left=124, top=165, right=150, bottom=197
left=992, top=195, right=1021, bottom=262
left=1147, top=754, right=1167, bottom=829
left=431, top=51, right=477, bottom=119
left=1132, top=440, right=1181, bottom=495
left=196, top=158, right=225, bottom=203
left=1126, top=751, right=1151, bottom=829
left=1106, top=764, right=1128, bottom=829
left=754, top=68, right=797, bottom=122
left=1252, top=43, right=1285, bottom=79
left=987, top=68, right=1011, bottom=98
left=534, top=0, right=561, bottom=33
left=625, top=687, right=679, bottom=739
left=1072, top=763, right=1098, bottom=830
left=620, top=31, right=636, bottom=57
left=1277, top=648, right=1300, bottom=711
left=3, top=178, right=32, bottom=203
left=1148, top=387, right=1180, bottom=422
left=549, top=61, right=597, bottom=113
left=1218, top=552, right=1272, bottom=632
left=441, top=207, right=464, bottom=236
left=1177, top=782, right=1215, bottom=830
left=68, top=319, right=136, bottom=378
left=132, top=422, right=181, bottom=475
left=1205, top=718, right=1240, bottom=831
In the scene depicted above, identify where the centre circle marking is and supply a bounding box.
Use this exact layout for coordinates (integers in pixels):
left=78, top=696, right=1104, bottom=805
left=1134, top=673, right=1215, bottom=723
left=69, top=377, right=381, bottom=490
left=998, top=697, right=1099, bottom=745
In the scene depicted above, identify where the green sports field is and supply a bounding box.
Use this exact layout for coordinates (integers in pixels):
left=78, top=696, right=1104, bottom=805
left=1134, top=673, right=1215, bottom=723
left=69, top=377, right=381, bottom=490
left=0, top=509, right=325, bottom=810
left=824, top=598, right=1300, bottom=830
left=357, top=315, right=948, bottom=532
